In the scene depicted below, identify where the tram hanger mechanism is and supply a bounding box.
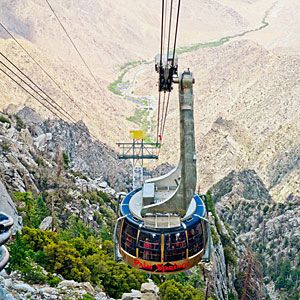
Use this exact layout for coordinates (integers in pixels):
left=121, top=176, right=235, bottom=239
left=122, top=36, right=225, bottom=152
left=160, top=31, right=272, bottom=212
left=114, top=0, right=211, bottom=274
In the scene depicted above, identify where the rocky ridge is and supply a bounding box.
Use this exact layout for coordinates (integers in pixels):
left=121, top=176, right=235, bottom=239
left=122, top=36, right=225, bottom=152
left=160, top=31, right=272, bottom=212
left=0, top=107, right=131, bottom=194
left=0, top=270, right=160, bottom=300
left=0, top=107, right=129, bottom=236
left=0, top=107, right=268, bottom=300
left=211, top=169, right=300, bottom=299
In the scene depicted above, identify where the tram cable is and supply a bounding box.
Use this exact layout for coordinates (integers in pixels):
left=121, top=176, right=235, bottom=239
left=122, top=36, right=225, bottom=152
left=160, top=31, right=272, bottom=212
left=159, top=92, right=166, bottom=138
left=172, top=0, right=181, bottom=65
left=44, top=0, right=105, bottom=98
left=0, top=22, right=88, bottom=119
left=166, top=0, right=174, bottom=60
left=0, top=52, right=77, bottom=125
left=160, top=92, right=171, bottom=140
left=156, top=0, right=181, bottom=145
left=0, top=66, right=68, bottom=123
left=0, top=54, right=97, bottom=140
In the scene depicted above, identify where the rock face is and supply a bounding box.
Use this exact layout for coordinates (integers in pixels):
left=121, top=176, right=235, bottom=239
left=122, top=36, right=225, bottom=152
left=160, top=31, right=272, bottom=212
left=0, top=273, right=112, bottom=300
left=211, top=169, right=300, bottom=299
left=0, top=109, right=126, bottom=226
left=0, top=181, right=22, bottom=232
left=16, top=107, right=131, bottom=191
left=121, top=280, right=159, bottom=300
left=39, top=216, right=53, bottom=231
left=0, top=272, right=160, bottom=300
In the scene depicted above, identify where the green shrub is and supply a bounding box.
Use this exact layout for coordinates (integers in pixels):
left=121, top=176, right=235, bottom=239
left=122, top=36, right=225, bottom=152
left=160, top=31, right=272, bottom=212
left=21, top=259, right=47, bottom=284
left=63, top=152, right=70, bottom=169
left=85, top=255, right=146, bottom=299
left=85, top=191, right=104, bottom=206
left=93, top=211, right=103, bottom=225
left=223, top=244, right=237, bottom=267
left=13, top=192, right=49, bottom=228
left=43, top=241, right=91, bottom=282
left=15, top=115, right=26, bottom=131
left=1, top=141, right=10, bottom=151
left=228, top=291, right=237, bottom=300
left=82, top=294, right=95, bottom=300
left=211, top=227, right=219, bottom=245
left=159, top=279, right=209, bottom=300
left=47, top=276, right=61, bottom=287
left=0, top=115, right=10, bottom=124
left=71, top=170, right=88, bottom=180
left=8, top=213, right=146, bottom=299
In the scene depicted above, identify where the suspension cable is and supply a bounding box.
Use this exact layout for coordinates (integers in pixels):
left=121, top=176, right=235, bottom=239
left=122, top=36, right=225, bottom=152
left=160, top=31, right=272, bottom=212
left=0, top=56, right=97, bottom=139
left=159, top=92, right=166, bottom=138
left=161, top=92, right=171, bottom=139
left=0, top=52, right=77, bottom=124
left=160, top=0, right=165, bottom=67
left=172, top=0, right=181, bottom=65
left=44, top=0, right=105, bottom=98
left=0, top=66, right=67, bottom=122
left=166, top=0, right=174, bottom=58
left=0, top=22, right=88, bottom=119
left=163, top=0, right=168, bottom=57
left=156, top=92, right=162, bottom=144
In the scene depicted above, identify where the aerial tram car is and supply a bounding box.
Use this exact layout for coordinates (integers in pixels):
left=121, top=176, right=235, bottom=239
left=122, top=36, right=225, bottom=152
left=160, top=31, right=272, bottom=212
left=114, top=1, right=211, bottom=274
left=114, top=67, right=211, bottom=274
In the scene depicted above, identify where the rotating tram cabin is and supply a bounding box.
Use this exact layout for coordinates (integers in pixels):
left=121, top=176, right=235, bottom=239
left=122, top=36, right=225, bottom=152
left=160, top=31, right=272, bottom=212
left=115, top=71, right=211, bottom=274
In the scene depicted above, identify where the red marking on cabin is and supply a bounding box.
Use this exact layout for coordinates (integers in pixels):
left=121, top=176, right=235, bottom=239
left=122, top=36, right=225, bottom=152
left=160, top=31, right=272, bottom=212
left=134, top=259, right=191, bottom=272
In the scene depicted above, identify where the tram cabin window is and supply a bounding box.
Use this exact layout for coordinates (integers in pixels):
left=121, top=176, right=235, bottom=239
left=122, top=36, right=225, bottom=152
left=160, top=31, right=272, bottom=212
left=138, top=231, right=161, bottom=262
left=165, top=231, right=186, bottom=262
left=188, top=222, right=204, bottom=257
left=121, top=221, right=138, bottom=256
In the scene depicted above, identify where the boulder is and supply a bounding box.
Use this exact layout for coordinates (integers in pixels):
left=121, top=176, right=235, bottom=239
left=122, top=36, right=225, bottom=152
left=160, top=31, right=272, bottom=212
left=4, top=104, right=18, bottom=116
left=58, top=280, right=78, bottom=289
left=19, top=129, right=33, bottom=146
left=80, top=282, right=95, bottom=294
left=34, top=133, right=52, bottom=150
left=16, top=107, right=44, bottom=125
left=141, top=294, right=160, bottom=300
left=122, top=289, right=142, bottom=300
left=38, top=287, right=58, bottom=294
left=141, top=281, right=158, bottom=294
left=12, top=283, right=35, bottom=293
left=39, top=217, right=53, bottom=231
left=99, top=181, right=108, bottom=189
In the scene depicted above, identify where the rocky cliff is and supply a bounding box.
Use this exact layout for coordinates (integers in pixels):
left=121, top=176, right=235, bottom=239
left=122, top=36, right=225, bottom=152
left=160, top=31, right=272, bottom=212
left=0, top=107, right=263, bottom=300
left=211, top=169, right=300, bottom=299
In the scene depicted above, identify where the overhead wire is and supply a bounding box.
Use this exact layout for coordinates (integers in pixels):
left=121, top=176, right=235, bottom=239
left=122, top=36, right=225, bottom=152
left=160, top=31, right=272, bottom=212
left=0, top=22, right=88, bottom=119
left=163, top=0, right=168, bottom=56
left=44, top=0, right=103, bottom=93
left=159, top=0, right=165, bottom=67
left=0, top=52, right=98, bottom=139
left=0, top=66, right=64, bottom=120
left=166, top=0, right=174, bottom=59
left=160, top=92, right=171, bottom=139
left=172, top=0, right=181, bottom=65
left=159, top=0, right=174, bottom=142
left=157, top=0, right=166, bottom=145
left=156, top=0, right=180, bottom=144
left=44, top=0, right=116, bottom=113
left=0, top=52, right=77, bottom=124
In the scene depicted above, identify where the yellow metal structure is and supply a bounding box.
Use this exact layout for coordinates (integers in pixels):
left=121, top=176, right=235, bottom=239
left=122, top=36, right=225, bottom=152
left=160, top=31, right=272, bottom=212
left=130, top=130, right=146, bottom=140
